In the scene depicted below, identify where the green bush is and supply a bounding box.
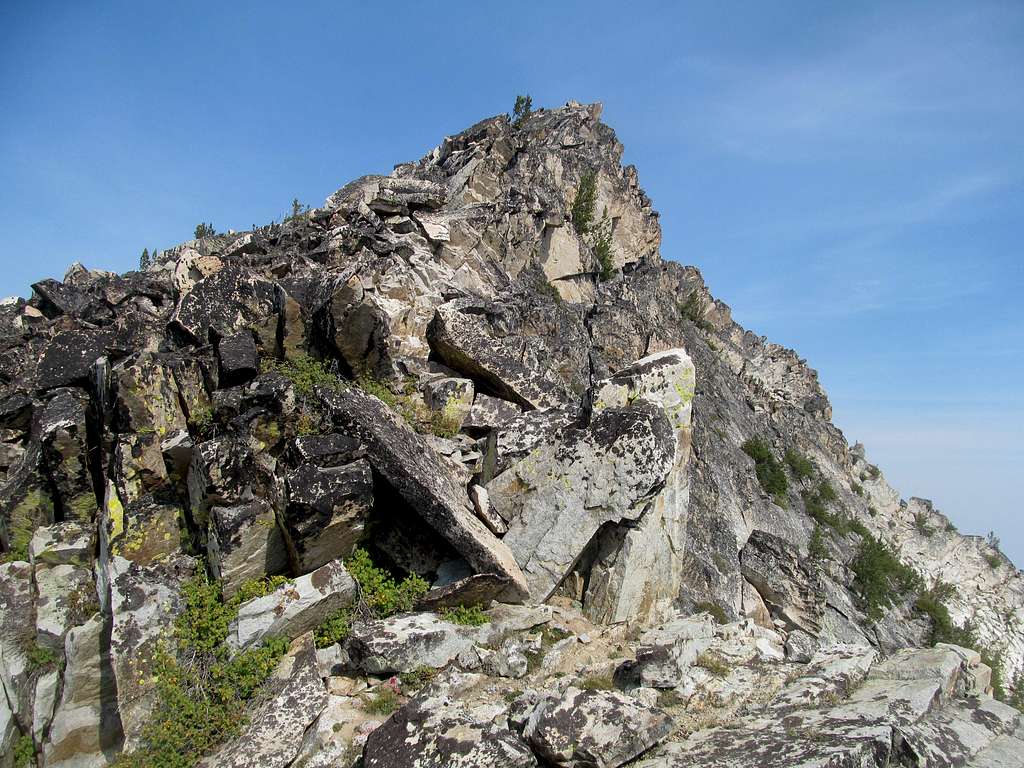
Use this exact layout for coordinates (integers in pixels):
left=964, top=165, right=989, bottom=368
left=695, top=651, right=730, bottom=677
left=27, top=644, right=60, bottom=671
left=784, top=449, right=815, bottom=480
left=400, top=665, right=438, bottom=691
left=678, top=292, right=714, bottom=332
left=571, top=170, right=598, bottom=234
left=593, top=213, right=614, bottom=281
left=693, top=601, right=727, bottom=625
left=263, top=354, right=341, bottom=397
left=194, top=222, right=217, bottom=239
left=913, top=511, right=934, bottom=537
left=851, top=481, right=864, bottom=497
left=512, top=94, right=533, bottom=126
left=808, top=524, right=829, bottom=560
left=114, top=570, right=289, bottom=768
left=816, top=481, right=837, bottom=503
left=985, top=551, right=1002, bottom=569
left=741, top=437, right=788, bottom=503
left=429, top=395, right=464, bottom=438
left=439, top=604, right=490, bottom=626
left=314, top=608, right=351, bottom=649
left=346, top=547, right=430, bottom=617
left=851, top=533, right=921, bottom=620
left=13, top=734, right=35, bottom=767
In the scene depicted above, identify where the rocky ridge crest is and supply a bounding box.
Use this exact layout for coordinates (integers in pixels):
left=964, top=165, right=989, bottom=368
left=0, top=100, right=1021, bottom=767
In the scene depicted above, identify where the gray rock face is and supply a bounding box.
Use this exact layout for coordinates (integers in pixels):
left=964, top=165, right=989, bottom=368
left=491, top=400, right=675, bottom=603
left=208, top=498, right=289, bottom=597
left=323, top=387, right=530, bottom=602
left=362, top=678, right=537, bottom=768
left=198, top=634, right=328, bottom=768
left=171, top=263, right=278, bottom=345
left=228, top=558, right=357, bottom=651
left=345, top=612, right=477, bottom=675
left=283, top=460, right=373, bottom=573
left=524, top=687, right=673, bottom=768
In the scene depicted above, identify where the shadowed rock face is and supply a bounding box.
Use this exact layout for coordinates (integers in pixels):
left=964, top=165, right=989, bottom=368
left=0, top=100, right=1021, bottom=766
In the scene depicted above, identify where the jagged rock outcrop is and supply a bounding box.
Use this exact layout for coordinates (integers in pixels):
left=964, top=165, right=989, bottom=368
left=0, top=99, right=1020, bottom=766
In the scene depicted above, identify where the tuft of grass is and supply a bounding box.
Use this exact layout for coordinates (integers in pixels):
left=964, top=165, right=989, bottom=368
left=262, top=354, right=341, bottom=396
left=364, top=685, right=402, bottom=715
left=400, top=665, right=438, bottom=691
left=741, top=437, right=788, bottom=504
left=695, top=651, right=730, bottom=678
left=784, top=449, right=815, bottom=480
left=578, top=673, right=615, bottom=691
left=439, top=604, right=489, bottom=626
left=694, top=602, right=727, bottom=625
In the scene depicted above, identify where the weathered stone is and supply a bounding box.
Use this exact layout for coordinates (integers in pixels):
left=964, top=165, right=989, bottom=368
left=113, top=352, right=189, bottom=437
left=28, top=521, right=93, bottom=567
left=289, top=694, right=368, bottom=768
left=218, top=330, right=259, bottom=386
left=112, top=432, right=170, bottom=505
left=0, top=561, right=35, bottom=725
left=171, top=263, right=279, bottom=345
left=228, top=559, right=358, bottom=651
left=187, top=435, right=277, bottom=527
left=39, top=387, right=96, bottom=521
left=102, top=483, right=183, bottom=566
left=283, top=460, right=373, bottom=573
left=345, top=612, right=477, bottom=675
left=428, top=295, right=588, bottom=409
left=34, top=561, right=94, bottom=649
left=323, top=387, right=529, bottom=602
left=32, top=667, right=60, bottom=742
left=464, top=392, right=525, bottom=432
left=490, top=400, right=675, bottom=602
left=208, top=499, right=289, bottom=598
left=198, top=634, right=328, bottom=768
left=0, top=443, right=55, bottom=557
left=36, top=328, right=113, bottom=389
left=468, top=483, right=506, bottom=535
left=105, top=554, right=195, bottom=751
left=632, top=615, right=716, bottom=689
left=416, top=573, right=510, bottom=612
left=42, top=614, right=121, bottom=768
left=524, top=687, right=672, bottom=767
left=292, top=433, right=363, bottom=467
left=740, top=529, right=824, bottom=635
left=362, top=677, right=537, bottom=768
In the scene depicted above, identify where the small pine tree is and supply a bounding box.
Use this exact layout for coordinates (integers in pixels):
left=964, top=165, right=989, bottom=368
left=194, top=222, right=216, bottom=239
left=139, top=248, right=150, bottom=270
left=571, top=170, right=598, bottom=234
left=513, top=94, right=533, bottom=126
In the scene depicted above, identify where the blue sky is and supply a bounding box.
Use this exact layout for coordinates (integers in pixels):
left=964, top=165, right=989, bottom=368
left=3, top=1, right=1022, bottom=563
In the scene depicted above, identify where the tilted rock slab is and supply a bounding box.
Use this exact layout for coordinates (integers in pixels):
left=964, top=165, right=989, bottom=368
left=524, top=687, right=673, bottom=768
left=227, top=558, right=357, bottom=651
left=323, top=386, right=529, bottom=601
left=362, top=676, right=537, bottom=768
left=198, top=633, right=328, bottom=768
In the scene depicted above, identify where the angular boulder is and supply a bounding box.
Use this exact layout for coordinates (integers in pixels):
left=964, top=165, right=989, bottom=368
left=524, top=687, right=673, bottom=768
left=228, top=559, right=358, bottom=651
left=323, top=387, right=529, bottom=602
left=362, top=677, right=537, bottom=768
left=489, top=400, right=675, bottom=603
left=282, top=460, right=373, bottom=573
left=208, top=498, right=289, bottom=598
left=197, top=634, right=328, bottom=768
left=218, top=330, right=259, bottom=386
left=345, top=612, right=477, bottom=675
left=170, top=263, right=279, bottom=346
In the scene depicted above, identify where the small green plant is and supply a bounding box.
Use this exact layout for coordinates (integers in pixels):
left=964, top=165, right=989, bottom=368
left=139, top=248, right=152, bottom=270
left=439, top=603, right=489, bottom=626
left=657, top=689, right=683, bottom=708
left=693, top=602, right=727, bottom=625
left=695, top=651, right=730, bottom=678
left=741, top=437, right=788, bottom=504
left=13, top=733, right=35, bottom=767
left=913, top=511, right=933, bottom=537
left=851, top=482, right=864, bottom=497
left=429, top=395, right=464, bottom=438
left=808, top=524, right=829, bottom=560
left=593, top=211, right=615, bottom=281
left=188, top=403, right=213, bottom=433
left=400, top=665, right=438, bottom=691
left=314, top=608, right=352, bottom=649
left=512, top=94, right=533, bottom=126
left=679, top=291, right=714, bottom=332
left=345, top=547, right=430, bottom=617
left=288, top=198, right=310, bottom=220
left=571, top=170, right=598, bottom=234
left=27, top=644, right=60, bottom=671
left=816, top=481, right=837, bottom=503
left=850, top=532, right=921, bottom=620
left=784, top=449, right=815, bottom=480
left=263, top=354, right=341, bottom=397
left=865, top=464, right=881, bottom=480
left=985, top=551, right=1002, bottom=569
left=194, top=222, right=217, bottom=239
left=363, top=680, right=402, bottom=715
left=579, top=673, right=615, bottom=691
left=354, top=373, right=400, bottom=408
left=114, top=569, right=289, bottom=768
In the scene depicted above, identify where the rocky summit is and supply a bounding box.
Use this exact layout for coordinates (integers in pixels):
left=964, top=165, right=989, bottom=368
left=1, top=100, right=1022, bottom=767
